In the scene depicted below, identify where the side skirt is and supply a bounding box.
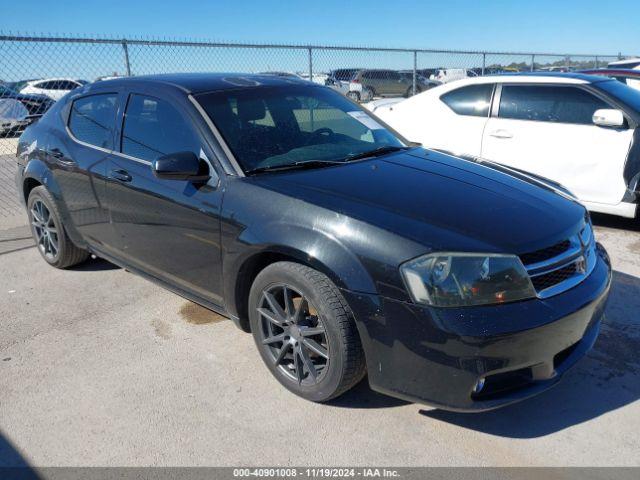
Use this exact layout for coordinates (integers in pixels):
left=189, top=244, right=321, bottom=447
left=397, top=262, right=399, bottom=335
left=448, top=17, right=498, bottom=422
left=88, top=245, right=244, bottom=330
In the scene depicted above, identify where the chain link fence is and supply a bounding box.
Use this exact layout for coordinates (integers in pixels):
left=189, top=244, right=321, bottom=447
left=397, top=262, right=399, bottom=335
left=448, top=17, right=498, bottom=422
left=0, top=33, right=633, bottom=218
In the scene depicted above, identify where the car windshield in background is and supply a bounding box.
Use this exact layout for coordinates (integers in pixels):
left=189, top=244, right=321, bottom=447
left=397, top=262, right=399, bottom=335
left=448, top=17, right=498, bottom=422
left=597, top=78, right=640, bottom=113
left=196, top=86, right=404, bottom=174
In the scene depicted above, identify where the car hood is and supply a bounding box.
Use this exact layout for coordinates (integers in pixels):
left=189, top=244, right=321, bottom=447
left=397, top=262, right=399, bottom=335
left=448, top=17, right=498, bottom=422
left=253, top=148, right=587, bottom=255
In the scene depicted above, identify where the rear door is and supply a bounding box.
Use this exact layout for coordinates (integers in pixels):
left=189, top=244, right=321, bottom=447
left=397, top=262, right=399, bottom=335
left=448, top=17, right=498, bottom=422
left=481, top=83, right=635, bottom=205
left=106, top=87, right=225, bottom=305
left=428, top=83, right=494, bottom=156
left=57, top=91, right=119, bottom=249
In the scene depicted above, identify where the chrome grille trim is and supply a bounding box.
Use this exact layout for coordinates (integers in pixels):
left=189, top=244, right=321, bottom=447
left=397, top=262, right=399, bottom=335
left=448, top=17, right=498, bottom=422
left=520, top=223, right=596, bottom=299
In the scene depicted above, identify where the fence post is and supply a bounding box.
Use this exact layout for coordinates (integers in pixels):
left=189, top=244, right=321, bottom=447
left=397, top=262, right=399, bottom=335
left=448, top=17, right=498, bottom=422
left=413, top=50, right=417, bottom=95
left=308, top=47, right=313, bottom=82
left=122, top=40, right=131, bottom=76
left=595, top=56, right=599, bottom=69
left=482, top=53, right=486, bottom=75
left=531, top=54, right=535, bottom=72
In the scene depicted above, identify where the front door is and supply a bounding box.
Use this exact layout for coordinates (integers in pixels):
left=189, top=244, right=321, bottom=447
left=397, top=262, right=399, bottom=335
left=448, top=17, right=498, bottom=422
left=481, top=84, right=635, bottom=206
left=106, top=89, right=225, bottom=305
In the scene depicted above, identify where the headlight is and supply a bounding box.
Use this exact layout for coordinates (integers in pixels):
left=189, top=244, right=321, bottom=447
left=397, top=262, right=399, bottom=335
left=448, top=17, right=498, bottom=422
left=400, top=253, right=536, bottom=307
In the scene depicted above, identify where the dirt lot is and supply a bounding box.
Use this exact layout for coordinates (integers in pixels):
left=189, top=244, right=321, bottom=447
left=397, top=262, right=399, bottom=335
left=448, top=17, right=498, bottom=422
left=0, top=190, right=639, bottom=466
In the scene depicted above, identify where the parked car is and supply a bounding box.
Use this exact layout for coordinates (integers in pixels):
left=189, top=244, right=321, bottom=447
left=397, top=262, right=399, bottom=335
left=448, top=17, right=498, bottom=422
left=581, top=68, right=640, bottom=92
left=608, top=58, right=640, bottom=70
left=325, top=68, right=360, bottom=95
left=16, top=73, right=611, bottom=411
left=0, top=83, right=54, bottom=134
left=347, top=69, right=417, bottom=101
left=374, top=72, right=640, bottom=219
left=429, top=68, right=477, bottom=84
left=19, top=78, right=88, bottom=101
left=398, top=70, right=441, bottom=90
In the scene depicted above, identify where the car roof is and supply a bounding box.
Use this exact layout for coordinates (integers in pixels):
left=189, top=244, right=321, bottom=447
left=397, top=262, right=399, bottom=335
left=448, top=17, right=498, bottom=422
left=486, top=72, right=609, bottom=83
left=442, top=72, right=612, bottom=87
left=86, top=72, right=313, bottom=95
left=580, top=69, right=640, bottom=77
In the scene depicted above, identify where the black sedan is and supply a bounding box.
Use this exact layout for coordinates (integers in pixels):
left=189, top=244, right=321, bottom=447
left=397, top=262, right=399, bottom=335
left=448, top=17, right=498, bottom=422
left=15, top=73, right=611, bottom=411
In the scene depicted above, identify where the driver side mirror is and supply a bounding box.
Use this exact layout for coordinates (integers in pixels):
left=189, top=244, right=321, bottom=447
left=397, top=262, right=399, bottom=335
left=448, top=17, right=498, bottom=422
left=152, top=151, right=210, bottom=182
left=592, top=109, right=625, bottom=128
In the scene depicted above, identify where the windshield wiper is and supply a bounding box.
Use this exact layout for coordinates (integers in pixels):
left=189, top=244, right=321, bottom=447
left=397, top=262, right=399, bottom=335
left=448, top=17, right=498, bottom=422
left=245, top=159, right=345, bottom=175
left=344, top=145, right=409, bottom=162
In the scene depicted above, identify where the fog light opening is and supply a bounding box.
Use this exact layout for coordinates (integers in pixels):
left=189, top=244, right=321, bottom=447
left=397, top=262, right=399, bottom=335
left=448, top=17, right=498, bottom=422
left=472, top=377, right=486, bottom=394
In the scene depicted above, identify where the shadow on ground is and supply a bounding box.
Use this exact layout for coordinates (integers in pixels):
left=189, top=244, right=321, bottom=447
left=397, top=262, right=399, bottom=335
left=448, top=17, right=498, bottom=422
left=0, top=431, right=39, bottom=479
left=592, top=212, right=640, bottom=232
left=420, top=270, right=640, bottom=438
left=70, top=256, right=120, bottom=272
left=328, top=377, right=408, bottom=409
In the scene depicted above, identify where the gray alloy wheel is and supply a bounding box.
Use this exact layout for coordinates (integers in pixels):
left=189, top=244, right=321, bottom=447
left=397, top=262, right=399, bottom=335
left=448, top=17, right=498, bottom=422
left=27, top=186, right=89, bottom=268
left=257, top=283, right=330, bottom=386
left=30, top=198, right=59, bottom=261
left=249, top=262, right=366, bottom=402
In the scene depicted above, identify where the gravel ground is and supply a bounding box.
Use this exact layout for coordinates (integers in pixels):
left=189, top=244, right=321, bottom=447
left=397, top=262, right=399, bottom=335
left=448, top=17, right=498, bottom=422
left=0, top=208, right=639, bottom=467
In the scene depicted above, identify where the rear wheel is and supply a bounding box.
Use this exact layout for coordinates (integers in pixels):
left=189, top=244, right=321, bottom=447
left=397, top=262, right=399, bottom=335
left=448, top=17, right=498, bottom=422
left=27, top=186, right=89, bottom=268
left=249, top=262, right=366, bottom=402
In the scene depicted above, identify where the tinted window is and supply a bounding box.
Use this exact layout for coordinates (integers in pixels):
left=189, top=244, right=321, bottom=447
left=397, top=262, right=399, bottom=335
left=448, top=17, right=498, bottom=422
left=197, top=86, right=403, bottom=172
left=499, top=85, right=610, bottom=124
left=68, top=93, right=117, bottom=149
left=56, top=81, right=79, bottom=90
left=441, top=84, right=493, bottom=117
left=122, top=94, right=200, bottom=161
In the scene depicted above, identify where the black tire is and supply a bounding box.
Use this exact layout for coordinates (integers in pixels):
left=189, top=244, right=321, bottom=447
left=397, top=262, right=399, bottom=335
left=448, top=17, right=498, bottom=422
left=363, top=87, right=375, bottom=101
left=27, top=186, right=89, bottom=269
left=249, top=261, right=366, bottom=402
left=405, top=86, right=421, bottom=98
left=346, top=91, right=360, bottom=102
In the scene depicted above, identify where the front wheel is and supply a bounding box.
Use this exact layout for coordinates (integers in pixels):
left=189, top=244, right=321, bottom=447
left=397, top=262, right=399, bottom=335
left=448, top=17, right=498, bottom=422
left=249, top=262, right=366, bottom=402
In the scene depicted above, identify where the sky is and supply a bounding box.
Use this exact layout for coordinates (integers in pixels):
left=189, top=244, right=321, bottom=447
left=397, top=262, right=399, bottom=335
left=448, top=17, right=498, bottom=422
left=2, top=0, right=639, bottom=55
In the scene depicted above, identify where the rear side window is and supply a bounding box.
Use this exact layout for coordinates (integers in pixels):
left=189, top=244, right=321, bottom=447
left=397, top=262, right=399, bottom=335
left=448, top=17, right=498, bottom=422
left=441, top=84, right=493, bottom=117
left=121, top=94, right=199, bottom=161
left=498, top=85, right=610, bottom=125
left=68, top=93, right=117, bottom=149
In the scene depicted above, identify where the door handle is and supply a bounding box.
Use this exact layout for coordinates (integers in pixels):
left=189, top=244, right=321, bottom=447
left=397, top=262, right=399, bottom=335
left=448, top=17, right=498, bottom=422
left=110, top=169, right=132, bottom=182
left=488, top=129, right=513, bottom=139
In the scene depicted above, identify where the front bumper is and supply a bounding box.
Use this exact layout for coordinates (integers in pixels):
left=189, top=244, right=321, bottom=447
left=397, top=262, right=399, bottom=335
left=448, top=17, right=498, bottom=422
left=343, top=244, right=612, bottom=412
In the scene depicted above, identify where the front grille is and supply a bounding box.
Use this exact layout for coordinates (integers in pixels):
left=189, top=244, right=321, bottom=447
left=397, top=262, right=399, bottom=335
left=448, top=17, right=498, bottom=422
left=519, top=223, right=595, bottom=298
left=530, top=262, right=578, bottom=291
left=519, top=239, right=571, bottom=265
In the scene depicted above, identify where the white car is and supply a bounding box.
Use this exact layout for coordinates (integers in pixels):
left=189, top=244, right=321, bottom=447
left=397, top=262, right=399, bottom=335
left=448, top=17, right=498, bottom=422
left=19, top=78, right=87, bottom=101
left=374, top=73, right=640, bottom=219
left=429, top=68, right=477, bottom=84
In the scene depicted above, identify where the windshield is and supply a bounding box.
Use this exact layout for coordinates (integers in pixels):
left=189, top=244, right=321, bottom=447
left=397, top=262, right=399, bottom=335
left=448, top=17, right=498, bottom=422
left=597, top=79, right=640, bottom=113
left=196, top=85, right=405, bottom=173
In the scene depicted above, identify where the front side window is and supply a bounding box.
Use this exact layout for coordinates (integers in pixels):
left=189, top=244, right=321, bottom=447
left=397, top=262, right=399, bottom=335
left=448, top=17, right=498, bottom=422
left=196, top=86, right=404, bottom=173
left=68, top=93, right=117, bottom=149
left=441, top=84, right=493, bottom=117
left=498, top=85, right=610, bottom=125
left=121, top=94, right=200, bottom=161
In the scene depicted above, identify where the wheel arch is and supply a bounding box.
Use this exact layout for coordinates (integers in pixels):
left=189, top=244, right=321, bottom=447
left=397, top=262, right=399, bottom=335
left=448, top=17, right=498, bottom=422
left=225, top=226, right=377, bottom=333
left=22, top=158, right=82, bottom=246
